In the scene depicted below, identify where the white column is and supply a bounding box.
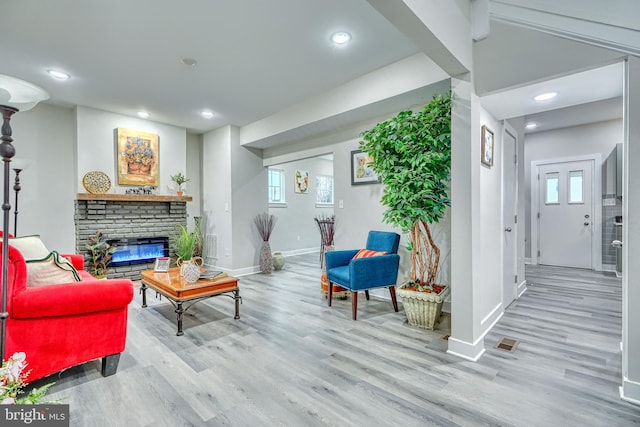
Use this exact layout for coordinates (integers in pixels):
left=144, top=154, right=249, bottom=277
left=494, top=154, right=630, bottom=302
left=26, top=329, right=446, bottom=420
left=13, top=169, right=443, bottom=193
left=622, top=56, right=640, bottom=404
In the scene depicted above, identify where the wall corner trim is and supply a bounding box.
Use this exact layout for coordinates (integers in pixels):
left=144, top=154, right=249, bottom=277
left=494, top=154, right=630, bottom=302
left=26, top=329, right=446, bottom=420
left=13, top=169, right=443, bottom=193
left=447, top=337, right=486, bottom=362
left=620, top=377, right=640, bottom=406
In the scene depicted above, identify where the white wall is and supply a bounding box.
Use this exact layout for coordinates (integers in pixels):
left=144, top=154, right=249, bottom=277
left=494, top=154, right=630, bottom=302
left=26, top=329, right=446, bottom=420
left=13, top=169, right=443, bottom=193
left=230, top=127, right=268, bottom=270
left=76, top=106, right=187, bottom=195
left=202, top=126, right=233, bottom=269
left=523, top=119, right=623, bottom=257
left=268, top=156, right=334, bottom=253
left=7, top=103, right=76, bottom=252
left=186, top=132, right=202, bottom=231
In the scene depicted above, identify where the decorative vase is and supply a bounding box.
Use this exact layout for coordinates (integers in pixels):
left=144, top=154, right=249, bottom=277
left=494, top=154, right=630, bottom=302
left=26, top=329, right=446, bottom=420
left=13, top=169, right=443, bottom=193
left=177, top=190, right=184, bottom=197
left=177, top=256, right=203, bottom=283
left=260, top=240, right=273, bottom=274
left=272, top=251, right=285, bottom=270
left=397, top=285, right=449, bottom=330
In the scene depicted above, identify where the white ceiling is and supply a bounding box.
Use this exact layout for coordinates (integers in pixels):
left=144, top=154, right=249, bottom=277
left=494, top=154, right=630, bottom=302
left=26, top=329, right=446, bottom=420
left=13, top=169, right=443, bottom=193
left=480, top=62, right=624, bottom=133
left=0, top=0, right=419, bottom=134
left=0, top=1, right=633, bottom=140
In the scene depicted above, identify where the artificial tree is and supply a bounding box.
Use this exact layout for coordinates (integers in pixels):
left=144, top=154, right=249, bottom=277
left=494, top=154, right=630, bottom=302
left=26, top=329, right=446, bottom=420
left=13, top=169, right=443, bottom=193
left=359, top=92, right=451, bottom=290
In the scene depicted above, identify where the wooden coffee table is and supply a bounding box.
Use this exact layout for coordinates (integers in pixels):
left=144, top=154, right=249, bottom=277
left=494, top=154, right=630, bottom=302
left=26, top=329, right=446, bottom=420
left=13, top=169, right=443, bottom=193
left=140, top=268, right=240, bottom=336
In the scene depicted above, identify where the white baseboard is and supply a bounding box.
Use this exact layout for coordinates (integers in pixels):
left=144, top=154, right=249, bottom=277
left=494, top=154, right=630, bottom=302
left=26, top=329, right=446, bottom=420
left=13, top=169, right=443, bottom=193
left=280, top=248, right=319, bottom=257
left=620, top=377, right=640, bottom=406
left=517, top=280, right=527, bottom=298
left=602, top=263, right=616, bottom=272
left=524, top=257, right=532, bottom=265
left=447, top=337, right=486, bottom=361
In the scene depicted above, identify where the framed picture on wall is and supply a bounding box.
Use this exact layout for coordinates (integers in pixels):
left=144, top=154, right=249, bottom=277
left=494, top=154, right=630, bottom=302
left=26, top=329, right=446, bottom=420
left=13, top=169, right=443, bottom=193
left=351, top=150, right=380, bottom=185
left=481, top=125, right=494, bottom=168
left=116, top=128, right=160, bottom=186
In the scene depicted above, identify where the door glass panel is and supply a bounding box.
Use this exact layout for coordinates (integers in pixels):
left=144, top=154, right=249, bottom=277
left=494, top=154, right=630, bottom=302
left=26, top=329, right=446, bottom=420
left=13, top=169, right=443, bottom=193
left=545, top=172, right=559, bottom=204
left=569, top=170, right=583, bottom=203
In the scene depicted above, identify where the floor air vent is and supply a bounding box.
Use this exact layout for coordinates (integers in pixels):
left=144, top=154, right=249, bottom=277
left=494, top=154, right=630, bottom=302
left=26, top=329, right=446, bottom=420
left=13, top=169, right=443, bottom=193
left=495, top=337, right=519, bottom=353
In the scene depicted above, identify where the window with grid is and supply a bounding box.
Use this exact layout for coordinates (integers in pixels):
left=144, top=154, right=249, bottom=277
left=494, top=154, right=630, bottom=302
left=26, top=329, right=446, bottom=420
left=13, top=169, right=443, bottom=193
left=268, top=169, right=285, bottom=204
left=316, top=175, right=334, bottom=205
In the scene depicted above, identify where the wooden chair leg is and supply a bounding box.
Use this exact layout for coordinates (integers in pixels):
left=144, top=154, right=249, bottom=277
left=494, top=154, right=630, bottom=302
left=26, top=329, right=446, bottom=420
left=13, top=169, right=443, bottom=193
left=364, top=290, right=370, bottom=300
left=389, top=286, right=398, bottom=312
left=328, top=281, right=333, bottom=307
left=352, top=291, right=358, bottom=320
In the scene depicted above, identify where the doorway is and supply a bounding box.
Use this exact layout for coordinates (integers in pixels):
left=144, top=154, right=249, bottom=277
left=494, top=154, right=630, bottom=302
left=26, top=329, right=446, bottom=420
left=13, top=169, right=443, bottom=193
left=530, top=155, right=602, bottom=270
left=502, top=125, right=518, bottom=307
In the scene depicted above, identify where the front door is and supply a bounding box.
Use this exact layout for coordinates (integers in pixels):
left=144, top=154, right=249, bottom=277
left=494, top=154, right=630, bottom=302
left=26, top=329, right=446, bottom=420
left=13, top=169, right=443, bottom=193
left=537, top=159, right=594, bottom=268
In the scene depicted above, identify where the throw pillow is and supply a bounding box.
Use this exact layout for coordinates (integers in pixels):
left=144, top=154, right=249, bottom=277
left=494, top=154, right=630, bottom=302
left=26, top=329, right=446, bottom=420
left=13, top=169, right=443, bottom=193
left=353, top=249, right=388, bottom=259
left=6, top=235, right=50, bottom=260
left=26, top=251, right=82, bottom=287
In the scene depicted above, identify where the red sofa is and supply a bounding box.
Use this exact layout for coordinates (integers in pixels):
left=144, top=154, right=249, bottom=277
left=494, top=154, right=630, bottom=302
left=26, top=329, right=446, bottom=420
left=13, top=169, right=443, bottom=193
left=1, top=244, right=134, bottom=382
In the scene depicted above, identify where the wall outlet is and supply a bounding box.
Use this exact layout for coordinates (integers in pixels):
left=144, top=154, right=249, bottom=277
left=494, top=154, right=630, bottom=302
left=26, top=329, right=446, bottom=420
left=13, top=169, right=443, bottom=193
left=225, top=248, right=230, bottom=257
left=339, top=200, right=344, bottom=208
left=297, top=235, right=301, bottom=241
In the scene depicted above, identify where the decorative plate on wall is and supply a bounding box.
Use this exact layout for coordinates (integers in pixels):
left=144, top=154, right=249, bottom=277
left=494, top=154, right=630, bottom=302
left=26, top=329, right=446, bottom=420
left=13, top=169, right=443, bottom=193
left=82, top=171, right=111, bottom=194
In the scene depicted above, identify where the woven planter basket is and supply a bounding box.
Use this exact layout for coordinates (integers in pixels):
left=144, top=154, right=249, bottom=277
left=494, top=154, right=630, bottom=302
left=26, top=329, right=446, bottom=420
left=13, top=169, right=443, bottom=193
left=397, top=285, right=449, bottom=330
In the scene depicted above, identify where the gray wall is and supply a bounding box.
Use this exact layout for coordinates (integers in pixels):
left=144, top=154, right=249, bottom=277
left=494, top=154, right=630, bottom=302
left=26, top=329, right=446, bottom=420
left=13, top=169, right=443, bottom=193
left=524, top=119, right=623, bottom=260
left=268, top=156, right=334, bottom=253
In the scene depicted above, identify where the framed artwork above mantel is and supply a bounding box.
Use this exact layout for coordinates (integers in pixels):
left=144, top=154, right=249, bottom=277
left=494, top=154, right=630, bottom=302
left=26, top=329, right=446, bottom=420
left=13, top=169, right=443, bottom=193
left=116, top=128, right=159, bottom=186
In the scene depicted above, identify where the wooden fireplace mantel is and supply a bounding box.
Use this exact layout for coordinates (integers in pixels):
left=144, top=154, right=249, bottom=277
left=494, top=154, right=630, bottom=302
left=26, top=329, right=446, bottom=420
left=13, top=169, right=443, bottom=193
left=76, top=193, right=193, bottom=202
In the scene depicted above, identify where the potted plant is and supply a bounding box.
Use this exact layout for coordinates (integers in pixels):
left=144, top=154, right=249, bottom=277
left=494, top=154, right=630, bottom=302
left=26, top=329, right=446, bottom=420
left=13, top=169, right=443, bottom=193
left=170, top=172, right=190, bottom=196
left=173, top=224, right=202, bottom=282
left=85, top=231, right=116, bottom=279
left=360, top=92, right=452, bottom=329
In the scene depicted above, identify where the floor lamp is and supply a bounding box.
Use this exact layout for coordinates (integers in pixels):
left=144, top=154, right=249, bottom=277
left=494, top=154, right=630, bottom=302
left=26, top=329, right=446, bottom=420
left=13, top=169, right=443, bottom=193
left=0, top=75, right=48, bottom=362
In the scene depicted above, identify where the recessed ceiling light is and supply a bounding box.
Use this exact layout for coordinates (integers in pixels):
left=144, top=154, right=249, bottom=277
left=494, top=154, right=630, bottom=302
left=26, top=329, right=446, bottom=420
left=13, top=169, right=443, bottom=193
left=137, top=111, right=150, bottom=119
left=534, top=92, right=557, bottom=101
left=46, top=69, right=70, bottom=80
left=525, top=123, right=537, bottom=130
left=201, top=111, right=214, bottom=119
left=331, top=31, right=351, bottom=45
left=181, top=58, right=197, bottom=67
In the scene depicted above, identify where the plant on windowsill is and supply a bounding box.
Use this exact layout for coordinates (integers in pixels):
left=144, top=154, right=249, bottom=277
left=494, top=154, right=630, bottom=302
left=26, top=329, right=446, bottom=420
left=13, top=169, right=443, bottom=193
left=85, top=231, right=115, bottom=279
left=359, top=91, right=452, bottom=329
left=173, top=224, right=202, bottom=283
left=170, top=172, right=190, bottom=197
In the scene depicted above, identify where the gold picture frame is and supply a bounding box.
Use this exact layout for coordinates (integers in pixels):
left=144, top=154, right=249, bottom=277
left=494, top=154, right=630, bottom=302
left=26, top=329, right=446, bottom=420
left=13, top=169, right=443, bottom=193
left=116, top=128, right=159, bottom=186
left=481, top=125, right=494, bottom=168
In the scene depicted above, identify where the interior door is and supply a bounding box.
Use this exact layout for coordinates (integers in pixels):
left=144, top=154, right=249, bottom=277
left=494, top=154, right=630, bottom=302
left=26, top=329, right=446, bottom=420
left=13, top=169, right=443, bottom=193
left=502, top=128, right=518, bottom=307
left=537, top=160, right=593, bottom=268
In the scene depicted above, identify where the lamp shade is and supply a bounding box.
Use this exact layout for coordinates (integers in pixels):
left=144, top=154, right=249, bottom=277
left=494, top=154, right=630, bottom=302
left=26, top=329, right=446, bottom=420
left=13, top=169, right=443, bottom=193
left=0, top=74, right=49, bottom=111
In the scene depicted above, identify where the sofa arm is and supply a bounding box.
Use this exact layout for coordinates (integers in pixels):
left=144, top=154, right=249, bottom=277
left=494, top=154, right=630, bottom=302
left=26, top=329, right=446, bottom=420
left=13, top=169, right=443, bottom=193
left=61, top=254, right=85, bottom=271
left=11, top=279, right=134, bottom=319
left=349, top=254, right=400, bottom=290
left=326, top=249, right=359, bottom=270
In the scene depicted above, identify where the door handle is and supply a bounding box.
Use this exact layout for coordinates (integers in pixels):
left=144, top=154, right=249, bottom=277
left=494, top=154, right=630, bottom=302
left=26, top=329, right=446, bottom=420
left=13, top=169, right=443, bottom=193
left=584, top=222, right=590, bottom=226
left=505, top=227, right=512, bottom=232
left=612, top=240, right=623, bottom=248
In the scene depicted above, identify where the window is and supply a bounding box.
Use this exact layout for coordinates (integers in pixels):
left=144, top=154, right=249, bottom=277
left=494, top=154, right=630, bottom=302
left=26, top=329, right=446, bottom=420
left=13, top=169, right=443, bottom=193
left=568, top=170, right=583, bottom=203
left=316, top=175, right=334, bottom=205
left=545, top=172, right=559, bottom=204
left=268, top=169, right=285, bottom=204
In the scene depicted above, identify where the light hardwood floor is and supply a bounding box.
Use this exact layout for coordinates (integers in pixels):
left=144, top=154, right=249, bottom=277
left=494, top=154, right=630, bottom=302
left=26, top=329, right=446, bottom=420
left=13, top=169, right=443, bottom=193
left=32, top=255, right=640, bottom=426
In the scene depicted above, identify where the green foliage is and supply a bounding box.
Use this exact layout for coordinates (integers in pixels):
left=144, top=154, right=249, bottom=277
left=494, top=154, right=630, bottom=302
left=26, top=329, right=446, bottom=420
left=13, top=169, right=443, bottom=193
left=360, top=92, right=452, bottom=232
left=85, top=231, right=115, bottom=278
left=173, top=224, right=197, bottom=262
left=359, top=92, right=452, bottom=285
left=170, top=172, right=190, bottom=189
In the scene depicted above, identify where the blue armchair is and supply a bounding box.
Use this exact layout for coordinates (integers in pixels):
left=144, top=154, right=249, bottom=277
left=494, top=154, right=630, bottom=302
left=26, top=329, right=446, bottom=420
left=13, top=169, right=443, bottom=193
left=325, top=231, right=401, bottom=320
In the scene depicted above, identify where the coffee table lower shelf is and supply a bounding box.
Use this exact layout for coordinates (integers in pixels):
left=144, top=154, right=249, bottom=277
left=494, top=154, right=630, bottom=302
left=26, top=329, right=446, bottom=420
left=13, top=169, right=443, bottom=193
left=140, top=269, right=241, bottom=336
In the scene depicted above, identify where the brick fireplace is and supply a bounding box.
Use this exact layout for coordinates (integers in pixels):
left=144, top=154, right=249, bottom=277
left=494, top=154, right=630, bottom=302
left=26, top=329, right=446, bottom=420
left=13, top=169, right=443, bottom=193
left=74, top=194, right=192, bottom=280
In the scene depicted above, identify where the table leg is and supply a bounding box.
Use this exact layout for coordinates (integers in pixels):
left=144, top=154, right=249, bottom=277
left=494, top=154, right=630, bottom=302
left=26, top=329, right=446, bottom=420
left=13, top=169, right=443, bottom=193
left=141, top=282, right=148, bottom=308
left=234, top=289, right=240, bottom=319
left=175, top=302, right=184, bottom=336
